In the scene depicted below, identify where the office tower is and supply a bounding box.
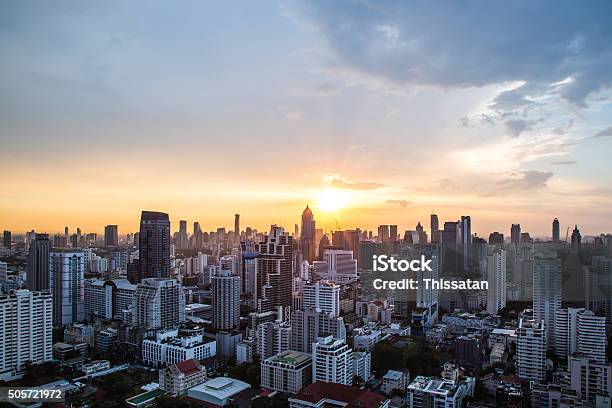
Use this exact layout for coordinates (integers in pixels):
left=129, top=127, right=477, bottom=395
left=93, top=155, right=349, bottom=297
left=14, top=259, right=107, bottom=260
left=257, top=320, right=292, bottom=360
left=430, top=214, right=439, bottom=243
left=53, top=234, right=68, bottom=248
left=488, top=232, right=504, bottom=245
left=300, top=206, right=316, bottom=263
left=49, top=249, right=85, bottom=326
left=311, top=336, right=353, bottom=385
left=441, top=221, right=461, bottom=276
left=212, top=256, right=241, bottom=330
left=64, top=226, right=69, bottom=237
left=516, top=318, right=546, bottom=382
left=510, top=224, right=521, bottom=244
left=255, top=225, right=293, bottom=313
left=552, top=219, right=560, bottom=243
left=0, top=290, right=53, bottom=377
left=586, top=256, right=612, bottom=323
left=377, top=225, right=390, bottom=243
left=343, top=229, right=361, bottom=265
left=460, top=216, right=471, bottom=271
left=192, top=222, right=203, bottom=249
left=176, top=220, right=189, bottom=250
left=239, top=241, right=257, bottom=297
left=234, top=213, right=240, bottom=238
left=415, top=222, right=427, bottom=244
left=303, top=280, right=340, bottom=317
left=70, top=233, right=79, bottom=248
left=571, top=225, right=581, bottom=251
left=139, top=211, right=171, bottom=280
left=569, top=355, right=612, bottom=404
left=84, top=278, right=137, bottom=320
left=318, top=235, right=330, bottom=261
left=132, top=278, right=185, bottom=330
left=2, top=231, right=11, bottom=249
left=486, top=249, right=507, bottom=314
left=104, top=224, right=118, bottom=247
left=389, top=225, right=398, bottom=242
left=26, top=233, right=50, bottom=291
left=290, top=309, right=346, bottom=353
left=533, top=258, right=562, bottom=346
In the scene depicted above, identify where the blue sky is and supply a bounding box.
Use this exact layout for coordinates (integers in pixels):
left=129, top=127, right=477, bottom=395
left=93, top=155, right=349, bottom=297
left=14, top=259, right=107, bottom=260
left=1, top=1, right=611, bottom=236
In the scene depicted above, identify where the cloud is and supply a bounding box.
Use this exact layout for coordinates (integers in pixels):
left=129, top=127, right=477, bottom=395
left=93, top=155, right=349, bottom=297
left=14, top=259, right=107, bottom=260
left=552, top=160, right=577, bottom=165
left=386, top=199, right=410, bottom=207
left=591, top=126, right=612, bottom=139
left=498, top=170, right=553, bottom=190
left=325, top=175, right=384, bottom=190
left=296, top=1, right=612, bottom=106
left=504, top=118, right=545, bottom=137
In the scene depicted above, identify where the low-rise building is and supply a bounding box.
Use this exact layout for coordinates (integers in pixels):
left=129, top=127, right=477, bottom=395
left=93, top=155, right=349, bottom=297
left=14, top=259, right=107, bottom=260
left=289, top=381, right=389, bottom=408
left=82, top=360, right=111, bottom=376
left=236, top=338, right=256, bottom=364
left=142, top=328, right=216, bottom=367
left=159, top=358, right=207, bottom=396
left=186, top=377, right=250, bottom=406
left=261, top=350, right=312, bottom=394
left=407, top=375, right=475, bottom=408
left=381, top=370, right=409, bottom=395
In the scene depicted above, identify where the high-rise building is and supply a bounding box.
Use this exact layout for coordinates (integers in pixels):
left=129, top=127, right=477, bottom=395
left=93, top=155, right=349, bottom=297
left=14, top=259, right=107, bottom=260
left=378, top=225, right=390, bottom=243
left=84, top=278, right=137, bottom=320
left=49, top=249, right=85, bottom=326
left=555, top=307, right=607, bottom=363
left=389, top=225, right=398, bottom=242
left=510, top=224, right=521, bottom=244
left=26, top=233, right=50, bottom=291
left=586, top=256, right=612, bottom=323
left=104, top=225, right=118, bottom=247
left=516, top=318, right=546, bottom=382
left=533, top=258, right=562, bottom=346
left=290, top=309, right=346, bottom=353
left=441, top=221, right=461, bottom=276
left=569, top=355, right=612, bottom=404
left=312, top=249, right=358, bottom=283
left=255, top=225, right=293, bottom=313
left=311, top=336, right=352, bottom=385
left=460, top=216, right=471, bottom=272
left=257, top=320, right=291, bottom=360
left=571, top=225, right=581, bottom=251
left=176, top=220, right=189, bottom=250
left=139, top=211, right=171, bottom=280
left=212, top=256, right=241, bottom=330
left=0, top=290, right=53, bottom=379
left=0, top=262, right=6, bottom=283
left=303, top=280, right=340, bottom=317
left=132, top=278, right=185, bottom=330
left=300, top=206, right=316, bottom=263
left=234, top=213, right=240, bottom=238
left=552, top=218, right=560, bottom=243
left=430, top=214, right=439, bottom=243
left=2, top=230, right=11, bottom=249
left=486, top=248, right=507, bottom=314
left=488, top=232, right=504, bottom=245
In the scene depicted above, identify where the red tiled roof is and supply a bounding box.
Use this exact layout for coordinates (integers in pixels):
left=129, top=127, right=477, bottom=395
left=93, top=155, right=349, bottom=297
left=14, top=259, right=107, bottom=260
left=175, top=358, right=200, bottom=375
left=293, top=382, right=386, bottom=408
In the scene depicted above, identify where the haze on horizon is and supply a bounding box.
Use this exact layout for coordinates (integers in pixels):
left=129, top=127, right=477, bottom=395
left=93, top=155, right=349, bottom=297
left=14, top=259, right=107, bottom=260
left=1, top=1, right=612, bottom=237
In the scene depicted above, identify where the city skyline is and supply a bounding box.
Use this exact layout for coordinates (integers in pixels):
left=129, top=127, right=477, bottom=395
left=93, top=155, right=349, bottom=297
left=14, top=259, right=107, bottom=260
left=2, top=1, right=612, bottom=234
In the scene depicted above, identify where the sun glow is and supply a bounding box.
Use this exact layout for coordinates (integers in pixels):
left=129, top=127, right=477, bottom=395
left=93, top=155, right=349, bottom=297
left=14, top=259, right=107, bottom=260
left=316, top=188, right=350, bottom=213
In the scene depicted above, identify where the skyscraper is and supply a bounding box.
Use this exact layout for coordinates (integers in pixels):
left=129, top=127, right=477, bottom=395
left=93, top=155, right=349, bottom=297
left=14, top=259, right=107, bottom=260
left=510, top=224, right=521, bottom=244
left=571, top=225, right=581, bottom=250
left=255, top=225, right=294, bottom=313
left=552, top=218, right=560, bottom=243
left=486, top=249, right=507, bottom=314
left=234, top=213, right=240, bottom=238
left=300, top=206, right=316, bottom=263
left=430, top=214, right=439, bottom=243
left=176, top=220, right=189, bottom=250
left=49, top=249, right=85, bottom=326
left=389, top=225, right=398, bottom=242
left=212, top=256, right=241, bottom=330
left=2, top=230, right=11, bottom=249
left=460, top=216, right=471, bottom=272
left=26, top=233, right=50, bottom=291
left=104, top=224, right=119, bottom=247
left=139, top=211, right=171, bottom=280
left=441, top=221, right=461, bottom=276
left=516, top=318, right=546, bottom=382
left=377, top=225, right=390, bottom=243
left=533, top=258, right=562, bottom=346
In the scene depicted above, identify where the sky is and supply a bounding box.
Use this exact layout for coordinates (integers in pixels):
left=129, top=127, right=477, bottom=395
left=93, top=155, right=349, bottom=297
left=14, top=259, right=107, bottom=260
left=1, top=1, right=612, bottom=237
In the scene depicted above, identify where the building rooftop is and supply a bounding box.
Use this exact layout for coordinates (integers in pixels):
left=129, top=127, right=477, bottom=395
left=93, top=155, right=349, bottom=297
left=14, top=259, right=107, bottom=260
left=383, top=370, right=406, bottom=380
left=292, top=381, right=387, bottom=408
left=187, top=377, right=250, bottom=402
left=267, top=350, right=311, bottom=367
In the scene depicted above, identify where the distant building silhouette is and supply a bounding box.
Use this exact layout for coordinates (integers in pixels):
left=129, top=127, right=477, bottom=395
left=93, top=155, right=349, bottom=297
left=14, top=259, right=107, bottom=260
left=552, top=218, right=560, bottom=242
left=139, top=211, right=171, bottom=280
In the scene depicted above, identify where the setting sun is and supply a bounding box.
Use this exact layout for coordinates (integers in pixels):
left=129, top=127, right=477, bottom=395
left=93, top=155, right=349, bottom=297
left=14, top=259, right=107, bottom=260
left=316, top=188, right=350, bottom=213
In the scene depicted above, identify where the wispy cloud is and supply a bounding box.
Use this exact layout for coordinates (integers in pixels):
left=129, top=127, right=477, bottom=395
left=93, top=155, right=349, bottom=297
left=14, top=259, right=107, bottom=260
left=386, top=199, right=410, bottom=207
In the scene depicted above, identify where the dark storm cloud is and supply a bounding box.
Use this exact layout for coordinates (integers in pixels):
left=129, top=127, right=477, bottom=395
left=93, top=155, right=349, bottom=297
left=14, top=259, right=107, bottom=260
left=299, top=1, right=612, bottom=106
